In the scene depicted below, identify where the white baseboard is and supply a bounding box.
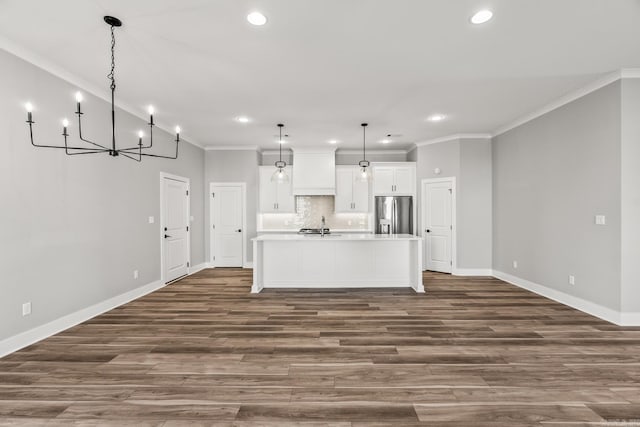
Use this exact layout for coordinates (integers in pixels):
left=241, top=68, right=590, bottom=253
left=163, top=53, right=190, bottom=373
left=206, top=262, right=252, bottom=269
left=0, top=279, right=164, bottom=358
left=620, top=312, right=640, bottom=326
left=0, top=264, right=214, bottom=359
left=492, top=270, right=628, bottom=325
left=453, top=268, right=493, bottom=276
left=190, top=262, right=209, bottom=274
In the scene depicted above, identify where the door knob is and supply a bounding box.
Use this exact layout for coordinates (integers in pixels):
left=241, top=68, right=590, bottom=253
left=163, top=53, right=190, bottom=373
left=164, top=234, right=172, bottom=238
left=425, top=229, right=431, bottom=233
left=236, top=229, right=242, bottom=232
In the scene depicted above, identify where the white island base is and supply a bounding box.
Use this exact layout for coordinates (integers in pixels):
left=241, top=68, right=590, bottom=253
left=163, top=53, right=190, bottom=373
left=251, top=234, right=424, bottom=293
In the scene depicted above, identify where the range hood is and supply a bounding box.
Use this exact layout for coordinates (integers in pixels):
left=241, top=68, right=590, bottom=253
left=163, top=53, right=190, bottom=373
left=292, top=148, right=336, bottom=195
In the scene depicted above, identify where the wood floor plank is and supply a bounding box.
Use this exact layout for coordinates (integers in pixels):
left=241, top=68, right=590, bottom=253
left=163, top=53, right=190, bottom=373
left=1, top=268, right=639, bottom=424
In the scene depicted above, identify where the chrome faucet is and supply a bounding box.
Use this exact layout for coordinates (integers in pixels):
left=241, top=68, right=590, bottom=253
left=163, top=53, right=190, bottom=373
left=321, top=216, right=326, bottom=237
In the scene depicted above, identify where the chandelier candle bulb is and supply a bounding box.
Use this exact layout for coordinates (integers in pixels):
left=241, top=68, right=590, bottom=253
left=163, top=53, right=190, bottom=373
left=75, top=92, right=83, bottom=114
left=62, top=118, right=69, bottom=136
left=25, top=102, right=33, bottom=123
left=148, top=106, right=155, bottom=126
left=175, top=126, right=181, bottom=142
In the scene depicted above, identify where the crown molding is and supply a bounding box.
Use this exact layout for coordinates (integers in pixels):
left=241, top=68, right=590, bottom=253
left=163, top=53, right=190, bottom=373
left=204, top=145, right=259, bottom=151
left=414, top=133, right=492, bottom=147
left=335, top=149, right=409, bottom=155
left=620, top=68, right=640, bottom=78
left=1, top=35, right=205, bottom=151
left=493, top=69, right=640, bottom=137
left=261, top=149, right=293, bottom=155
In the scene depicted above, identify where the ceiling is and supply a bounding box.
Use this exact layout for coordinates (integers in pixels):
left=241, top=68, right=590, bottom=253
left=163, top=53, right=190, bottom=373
left=2, top=0, right=640, bottom=150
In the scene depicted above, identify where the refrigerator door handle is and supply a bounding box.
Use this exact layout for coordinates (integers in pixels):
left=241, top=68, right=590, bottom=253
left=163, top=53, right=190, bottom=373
left=392, top=198, right=397, bottom=234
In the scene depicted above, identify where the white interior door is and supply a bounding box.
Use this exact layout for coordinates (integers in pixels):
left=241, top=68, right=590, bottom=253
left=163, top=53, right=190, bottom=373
left=162, top=176, right=190, bottom=282
left=424, top=180, right=453, bottom=273
left=211, top=184, right=244, bottom=267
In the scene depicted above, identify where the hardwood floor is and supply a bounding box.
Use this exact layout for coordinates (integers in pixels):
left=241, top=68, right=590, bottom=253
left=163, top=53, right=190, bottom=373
left=1, top=269, right=640, bottom=426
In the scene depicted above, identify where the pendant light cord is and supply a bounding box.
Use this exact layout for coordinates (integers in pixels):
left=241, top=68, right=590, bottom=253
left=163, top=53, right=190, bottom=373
left=363, top=124, right=366, bottom=161
left=279, top=125, right=282, bottom=162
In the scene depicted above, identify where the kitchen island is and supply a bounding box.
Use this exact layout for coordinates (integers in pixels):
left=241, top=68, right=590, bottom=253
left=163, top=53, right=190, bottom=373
left=251, top=233, right=424, bottom=293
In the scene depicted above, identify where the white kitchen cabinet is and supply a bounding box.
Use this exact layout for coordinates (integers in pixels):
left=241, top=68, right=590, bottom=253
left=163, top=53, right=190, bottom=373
left=372, top=164, right=416, bottom=195
left=335, top=166, right=369, bottom=213
left=259, top=166, right=295, bottom=213
left=292, top=149, right=336, bottom=195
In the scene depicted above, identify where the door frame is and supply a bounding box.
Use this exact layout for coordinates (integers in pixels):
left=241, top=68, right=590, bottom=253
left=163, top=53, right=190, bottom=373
left=160, top=172, right=191, bottom=283
left=421, top=177, right=456, bottom=273
left=209, top=182, right=247, bottom=268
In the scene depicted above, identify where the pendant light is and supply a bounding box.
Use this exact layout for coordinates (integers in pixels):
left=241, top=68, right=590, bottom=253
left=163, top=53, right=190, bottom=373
left=271, top=123, right=289, bottom=183
left=357, top=123, right=371, bottom=182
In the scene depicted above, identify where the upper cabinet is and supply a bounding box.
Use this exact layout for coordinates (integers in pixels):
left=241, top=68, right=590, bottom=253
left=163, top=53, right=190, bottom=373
left=335, top=166, right=369, bottom=213
left=372, top=163, right=416, bottom=195
left=259, top=166, right=295, bottom=213
left=292, top=149, right=336, bottom=195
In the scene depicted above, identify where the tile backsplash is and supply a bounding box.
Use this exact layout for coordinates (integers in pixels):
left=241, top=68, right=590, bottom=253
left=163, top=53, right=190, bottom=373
left=258, top=196, right=370, bottom=231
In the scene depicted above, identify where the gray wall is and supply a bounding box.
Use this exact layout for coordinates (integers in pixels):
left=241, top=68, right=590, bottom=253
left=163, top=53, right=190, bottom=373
left=205, top=150, right=259, bottom=263
left=621, top=79, right=640, bottom=313
left=409, top=139, right=492, bottom=270
left=0, top=50, right=205, bottom=341
left=459, top=139, right=492, bottom=269
left=492, top=81, right=622, bottom=311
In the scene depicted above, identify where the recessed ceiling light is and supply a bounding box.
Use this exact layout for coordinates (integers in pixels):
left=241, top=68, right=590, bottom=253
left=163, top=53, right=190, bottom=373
left=236, top=116, right=250, bottom=123
left=328, top=139, right=339, bottom=144
left=428, top=114, right=447, bottom=122
left=247, top=12, right=267, bottom=26
left=470, top=10, right=493, bottom=24
left=380, top=139, right=392, bottom=144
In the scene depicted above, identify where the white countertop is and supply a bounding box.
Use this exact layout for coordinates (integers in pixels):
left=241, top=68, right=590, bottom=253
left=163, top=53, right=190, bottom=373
left=253, top=233, right=420, bottom=241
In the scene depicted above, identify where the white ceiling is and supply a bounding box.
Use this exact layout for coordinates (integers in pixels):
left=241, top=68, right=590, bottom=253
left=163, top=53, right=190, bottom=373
left=2, top=0, right=640, bottom=150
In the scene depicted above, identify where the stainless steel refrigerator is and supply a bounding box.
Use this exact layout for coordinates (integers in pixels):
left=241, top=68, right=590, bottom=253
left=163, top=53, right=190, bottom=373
left=374, top=196, right=413, bottom=234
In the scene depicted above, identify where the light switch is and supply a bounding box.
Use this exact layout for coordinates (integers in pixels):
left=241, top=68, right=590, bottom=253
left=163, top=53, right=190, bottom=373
left=148, top=216, right=155, bottom=224
left=595, top=215, right=606, bottom=225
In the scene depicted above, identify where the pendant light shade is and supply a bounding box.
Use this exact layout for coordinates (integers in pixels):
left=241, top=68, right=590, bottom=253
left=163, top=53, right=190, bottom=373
left=357, top=123, right=371, bottom=182
left=271, top=123, right=289, bottom=183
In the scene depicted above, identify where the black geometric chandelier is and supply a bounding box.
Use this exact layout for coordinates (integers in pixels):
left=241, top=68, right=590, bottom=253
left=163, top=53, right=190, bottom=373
left=24, top=16, right=181, bottom=162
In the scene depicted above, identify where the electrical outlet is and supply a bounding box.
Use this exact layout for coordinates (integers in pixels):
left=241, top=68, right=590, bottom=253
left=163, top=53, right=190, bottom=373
left=595, top=215, right=606, bottom=225
left=569, top=275, right=575, bottom=285
left=22, top=302, right=31, bottom=316
left=513, top=260, right=518, bottom=269
left=148, top=216, right=155, bottom=224
left=133, top=270, right=139, bottom=279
